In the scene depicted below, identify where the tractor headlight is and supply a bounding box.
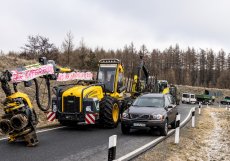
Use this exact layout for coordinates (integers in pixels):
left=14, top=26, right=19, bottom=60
left=151, top=114, right=163, bottom=120
left=86, top=106, right=93, bottom=112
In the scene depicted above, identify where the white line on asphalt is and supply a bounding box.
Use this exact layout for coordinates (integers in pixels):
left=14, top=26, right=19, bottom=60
left=115, top=107, right=196, bottom=161
left=37, top=126, right=64, bottom=133
left=0, top=126, right=64, bottom=141
left=0, top=137, right=7, bottom=141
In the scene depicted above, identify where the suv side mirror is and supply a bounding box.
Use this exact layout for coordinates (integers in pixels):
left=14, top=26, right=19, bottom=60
left=164, top=106, right=168, bottom=111
left=127, top=101, right=132, bottom=107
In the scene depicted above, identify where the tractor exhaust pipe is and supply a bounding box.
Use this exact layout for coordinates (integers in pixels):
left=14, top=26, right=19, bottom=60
left=0, top=119, right=13, bottom=134
left=11, top=114, right=29, bottom=131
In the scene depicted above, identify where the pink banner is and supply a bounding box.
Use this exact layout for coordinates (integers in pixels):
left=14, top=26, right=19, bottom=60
left=11, top=64, right=54, bottom=83
left=57, top=72, right=93, bottom=81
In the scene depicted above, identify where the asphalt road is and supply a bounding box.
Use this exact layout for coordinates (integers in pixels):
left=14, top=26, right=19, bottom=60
left=0, top=104, right=195, bottom=161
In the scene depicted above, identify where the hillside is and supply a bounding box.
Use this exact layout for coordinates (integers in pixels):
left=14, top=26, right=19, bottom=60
left=0, top=56, right=230, bottom=135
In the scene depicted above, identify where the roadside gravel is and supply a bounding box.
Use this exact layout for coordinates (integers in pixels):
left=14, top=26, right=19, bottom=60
left=134, top=107, right=230, bottom=161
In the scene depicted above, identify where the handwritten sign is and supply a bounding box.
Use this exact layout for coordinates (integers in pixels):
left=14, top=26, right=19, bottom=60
left=11, top=64, right=54, bottom=83
left=57, top=72, right=93, bottom=81
left=10, top=64, right=93, bottom=82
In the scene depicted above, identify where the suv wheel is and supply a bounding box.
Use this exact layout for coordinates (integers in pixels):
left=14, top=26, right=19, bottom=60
left=171, top=118, right=176, bottom=129
left=160, top=120, right=168, bottom=136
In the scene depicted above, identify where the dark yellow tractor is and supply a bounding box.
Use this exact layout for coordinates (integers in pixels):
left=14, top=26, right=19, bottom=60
left=52, top=59, right=127, bottom=128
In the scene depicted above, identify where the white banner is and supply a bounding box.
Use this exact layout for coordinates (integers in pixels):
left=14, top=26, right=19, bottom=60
left=57, top=72, right=93, bottom=81
left=11, top=64, right=54, bottom=83
left=10, top=64, right=93, bottom=82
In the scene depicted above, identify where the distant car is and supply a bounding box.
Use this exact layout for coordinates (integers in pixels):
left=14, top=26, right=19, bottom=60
left=181, top=93, right=196, bottom=104
left=121, top=93, right=178, bottom=136
left=220, top=96, right=230, bottom=105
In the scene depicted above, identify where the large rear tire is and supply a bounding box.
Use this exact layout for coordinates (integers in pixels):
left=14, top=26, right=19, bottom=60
left=99, top=96, right=120, bottom=128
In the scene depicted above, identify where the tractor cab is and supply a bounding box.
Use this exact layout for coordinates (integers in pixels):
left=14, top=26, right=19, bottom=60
left=98, top=59, right=126, bottom=98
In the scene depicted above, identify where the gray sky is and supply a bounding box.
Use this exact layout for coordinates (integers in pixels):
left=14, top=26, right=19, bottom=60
left=0, top=0, right=230, bottom=53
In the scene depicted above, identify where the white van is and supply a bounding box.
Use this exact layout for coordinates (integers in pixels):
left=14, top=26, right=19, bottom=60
left=181, top=93, right=196, bottom=104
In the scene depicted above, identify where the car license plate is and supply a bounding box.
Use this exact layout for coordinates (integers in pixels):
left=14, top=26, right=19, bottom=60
left=133, top=123, right=146, bottom=127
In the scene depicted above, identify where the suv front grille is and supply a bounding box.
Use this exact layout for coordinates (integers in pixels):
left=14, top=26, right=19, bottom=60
left=63, top=96, right=80, bottom=113
left=130, top=114, right=151, bottom=120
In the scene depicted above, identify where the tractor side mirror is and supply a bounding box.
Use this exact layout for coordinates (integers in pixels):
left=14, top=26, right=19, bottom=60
left=118, top=86, right=127, bottom=93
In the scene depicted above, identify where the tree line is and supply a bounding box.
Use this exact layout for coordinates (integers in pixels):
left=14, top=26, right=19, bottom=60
left=6, top=33, right=230, bottom=89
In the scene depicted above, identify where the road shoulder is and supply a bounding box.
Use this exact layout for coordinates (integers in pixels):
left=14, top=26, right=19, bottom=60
left=134, top=107, right=230, bottom=161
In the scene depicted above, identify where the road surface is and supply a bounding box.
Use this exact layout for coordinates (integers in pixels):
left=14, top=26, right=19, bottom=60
left=0, top=104, right=195, bottom=161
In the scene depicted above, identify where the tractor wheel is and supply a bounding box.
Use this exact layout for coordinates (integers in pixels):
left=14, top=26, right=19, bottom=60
left=99, top=96, right=120, bottom=128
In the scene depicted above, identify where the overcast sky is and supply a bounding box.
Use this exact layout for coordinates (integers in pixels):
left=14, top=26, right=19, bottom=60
left=0, top=0, right=230, bottom=53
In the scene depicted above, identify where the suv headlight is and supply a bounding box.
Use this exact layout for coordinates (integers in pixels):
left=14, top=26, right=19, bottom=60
left=122, top=112, right=129, bottom=119
left=151, top=114, right=163, bottom=120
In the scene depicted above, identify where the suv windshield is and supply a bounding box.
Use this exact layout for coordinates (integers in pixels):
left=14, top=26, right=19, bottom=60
left=133, top=97, right=164, bottom=107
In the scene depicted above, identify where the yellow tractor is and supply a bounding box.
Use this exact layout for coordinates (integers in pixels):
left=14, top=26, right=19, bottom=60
left=52, top=59, right=127, bottom=128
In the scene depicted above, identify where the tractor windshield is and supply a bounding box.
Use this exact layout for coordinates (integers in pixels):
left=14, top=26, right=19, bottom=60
left=98, top=64, right=117, bottom=92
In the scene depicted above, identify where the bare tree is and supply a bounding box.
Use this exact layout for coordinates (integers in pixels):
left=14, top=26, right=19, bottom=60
left=21, top=35, right=58, bottom=60
left=62, top=31, right=74, bottom=66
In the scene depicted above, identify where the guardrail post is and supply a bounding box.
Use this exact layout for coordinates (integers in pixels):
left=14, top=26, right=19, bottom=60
left=192, top=108, right=195, bottom=128
left=108, top=135, right=117, bottom=161
left=174, top=114, right=181, bottom=144
left=198, top=102, right=201, bottom=115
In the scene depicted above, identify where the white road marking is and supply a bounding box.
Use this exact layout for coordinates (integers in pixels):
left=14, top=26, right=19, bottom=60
left=0, top=126, right=64, bottom=141
left=0, top=137, right=7, bottom=141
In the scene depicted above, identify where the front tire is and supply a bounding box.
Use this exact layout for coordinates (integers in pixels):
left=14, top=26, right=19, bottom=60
left=170, top=118, right=176, bottom=129
left=99, top=96, right=120, bottom=128
left=160, top=120, right=168, bottom=136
